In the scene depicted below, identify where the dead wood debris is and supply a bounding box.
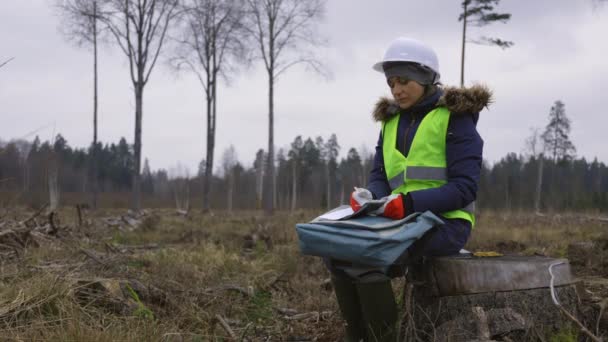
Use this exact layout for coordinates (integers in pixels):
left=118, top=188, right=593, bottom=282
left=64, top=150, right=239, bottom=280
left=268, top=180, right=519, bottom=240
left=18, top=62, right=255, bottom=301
left=0, top=209, right=67, bottom=261
left=79, top=248, right=108, bottom=266
left=434, top=307, right=527, bottom=342
left=204, top=284, right=254, bottom=298
left=100, top=209, right=159, bottom=232
left=215, top=314, right=238, bottom=339
left=282, top=311, right=332, bottom=322
left=0, top=279, right=63, bottom=324
left=18, top=204, right=48, bottom=227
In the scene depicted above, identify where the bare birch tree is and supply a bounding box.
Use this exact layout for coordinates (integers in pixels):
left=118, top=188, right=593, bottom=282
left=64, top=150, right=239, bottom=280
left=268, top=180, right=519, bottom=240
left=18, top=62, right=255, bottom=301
left=171, top=0, right=247, bottom=213
left=99, top=0, right=180, bottom=211
left=288, top=136, right=303, bottom=211
left=55, top=0, right=104, bottom=209
left=48, top=156, right=60, bottom=212
left=169, top=163, right=190, bottom=213
left=244, top=0, right=327, bottom=215
left=525, top=127, right=544, bottom=213
left=253, top=149, right=265, bottom=209
left=221, top=145, right=238, bottom=212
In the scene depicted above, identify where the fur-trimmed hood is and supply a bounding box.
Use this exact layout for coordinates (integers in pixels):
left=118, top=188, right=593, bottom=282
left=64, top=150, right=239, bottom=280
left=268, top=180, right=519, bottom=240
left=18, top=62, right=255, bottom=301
left=372, top=84, right=493, bottom=122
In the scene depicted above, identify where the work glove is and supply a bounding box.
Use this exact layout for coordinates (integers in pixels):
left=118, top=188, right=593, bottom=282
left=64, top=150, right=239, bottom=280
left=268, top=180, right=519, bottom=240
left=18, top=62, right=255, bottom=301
left=350, top=187, right=373, bottom=212
left=371, top=194, right=406, bottom=220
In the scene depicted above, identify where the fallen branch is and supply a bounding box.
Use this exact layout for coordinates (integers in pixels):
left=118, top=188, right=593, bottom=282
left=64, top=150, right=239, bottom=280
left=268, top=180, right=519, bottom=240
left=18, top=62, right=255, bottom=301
left=283, top=311, right=319, bottom=321
left=585, top=215, right=608, bottom=223
left=79, top=248, right=107, bottom=266
left=282, top=310, right=331, bottom=322
left=0, top=241, right=21, bottom=258
left=239, top=322, right=253, bottom=342
left=277, top=307, right=298, bottom=316
left=205, top=284, right=253, bottom=298
left=549, top=261, right=603, bottom=342
left=19, top=204, right=48, bottom=226
left=102, top=242, right=163, bottom=255
left=215, top=314, right=237, bottom=339
left=104, top=242, right=120, bottom=253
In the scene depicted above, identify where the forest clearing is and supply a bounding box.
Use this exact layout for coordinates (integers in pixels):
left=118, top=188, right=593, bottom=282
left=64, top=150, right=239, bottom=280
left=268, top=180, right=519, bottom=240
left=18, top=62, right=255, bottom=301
left=0, top=206, right=607, bottom=341
left=2, top=0, right=608, bottom=341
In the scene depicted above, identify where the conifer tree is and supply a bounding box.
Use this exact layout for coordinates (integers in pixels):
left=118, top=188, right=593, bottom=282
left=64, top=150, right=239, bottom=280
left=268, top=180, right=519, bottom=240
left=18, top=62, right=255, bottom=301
left=459, top=0, right=512, bottom=86
left=542, top=100, right=576, bottom=162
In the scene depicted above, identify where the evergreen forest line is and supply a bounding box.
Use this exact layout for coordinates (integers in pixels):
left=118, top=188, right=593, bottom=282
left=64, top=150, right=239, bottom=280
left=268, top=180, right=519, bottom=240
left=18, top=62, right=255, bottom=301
left=0, top=133, right=606, bottom=212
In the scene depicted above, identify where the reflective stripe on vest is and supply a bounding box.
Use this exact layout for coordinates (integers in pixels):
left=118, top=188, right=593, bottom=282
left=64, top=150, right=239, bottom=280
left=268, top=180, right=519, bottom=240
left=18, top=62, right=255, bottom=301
left=388, top=166, right=448, bottom=191
left=381, top=107, right=476, bottom=225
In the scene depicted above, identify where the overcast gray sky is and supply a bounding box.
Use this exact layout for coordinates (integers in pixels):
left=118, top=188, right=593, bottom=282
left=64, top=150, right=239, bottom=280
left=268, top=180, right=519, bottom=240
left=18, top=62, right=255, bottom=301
left=1, top=0, right=607, bottom=174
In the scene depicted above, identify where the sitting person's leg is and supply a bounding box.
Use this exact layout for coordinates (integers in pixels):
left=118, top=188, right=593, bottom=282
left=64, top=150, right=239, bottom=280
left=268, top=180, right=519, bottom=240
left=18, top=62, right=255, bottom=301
left=407, top=217, right=472, bottom=260
left=328, top=260, right=398, bottom=341
left=330, top=269, right=366, bottom=342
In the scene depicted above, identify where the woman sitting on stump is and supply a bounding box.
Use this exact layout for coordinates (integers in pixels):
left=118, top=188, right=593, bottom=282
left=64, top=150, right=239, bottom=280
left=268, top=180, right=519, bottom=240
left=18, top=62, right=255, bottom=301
left=329, top=37, right=492, bottom=341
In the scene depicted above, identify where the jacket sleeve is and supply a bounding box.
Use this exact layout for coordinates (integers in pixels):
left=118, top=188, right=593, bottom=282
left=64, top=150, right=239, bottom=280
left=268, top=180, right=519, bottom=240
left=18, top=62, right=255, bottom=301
left=408, top=113, right=483, bottom=214
left=367, top=130, right=392, bottom=199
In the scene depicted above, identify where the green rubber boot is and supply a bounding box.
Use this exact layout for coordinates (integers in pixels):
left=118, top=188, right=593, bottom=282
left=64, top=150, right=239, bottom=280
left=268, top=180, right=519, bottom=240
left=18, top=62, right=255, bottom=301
left=331, top=274, right=366, bottom=342
left=356, top=274, right=398, bottom=342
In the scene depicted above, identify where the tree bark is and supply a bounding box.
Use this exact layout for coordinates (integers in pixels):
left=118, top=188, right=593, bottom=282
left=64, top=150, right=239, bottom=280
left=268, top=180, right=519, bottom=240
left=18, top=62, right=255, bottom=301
left=460, top=1, right=468, bottom=87
left=209, top=70, right=218, bottom=211
left=49, top=154, right=60, bottom=212
left=264, top=11, right=276, bottom=215
left=203, top=72, right=213, bottom=212
left=265, top=71, right=275, bottom=215
left=91, top=0, right=99, bottom=209
left=273, top=159, right=277, bottom=209
left=535, top=154, right=544, bottom=213
left=132, top=83, right=143, bottom=212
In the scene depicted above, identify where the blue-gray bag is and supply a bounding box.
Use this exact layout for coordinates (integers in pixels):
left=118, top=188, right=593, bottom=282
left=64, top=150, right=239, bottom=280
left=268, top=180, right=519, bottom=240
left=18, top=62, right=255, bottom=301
left=295, top=205, right=443, bottom=267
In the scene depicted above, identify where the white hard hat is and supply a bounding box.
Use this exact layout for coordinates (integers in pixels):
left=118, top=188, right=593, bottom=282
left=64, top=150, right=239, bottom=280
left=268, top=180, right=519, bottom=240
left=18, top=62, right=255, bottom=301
left=373, top=37, right=440, bottom=83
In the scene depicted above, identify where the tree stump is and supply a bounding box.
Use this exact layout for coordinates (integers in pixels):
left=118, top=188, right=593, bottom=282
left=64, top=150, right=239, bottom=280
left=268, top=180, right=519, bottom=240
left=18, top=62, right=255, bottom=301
left=402, top=255, right=579, bottom=342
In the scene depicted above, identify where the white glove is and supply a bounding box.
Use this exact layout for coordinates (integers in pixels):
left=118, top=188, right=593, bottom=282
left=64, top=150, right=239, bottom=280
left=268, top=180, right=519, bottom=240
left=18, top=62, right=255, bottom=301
left=370, top=193, right=405, bottom=219
left=350, top=187, right=373, bottom=212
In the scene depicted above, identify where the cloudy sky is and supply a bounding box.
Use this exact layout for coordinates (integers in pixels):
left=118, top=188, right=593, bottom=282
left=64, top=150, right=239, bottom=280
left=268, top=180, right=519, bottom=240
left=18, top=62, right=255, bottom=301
left=1, top=0, right=607, bottom=174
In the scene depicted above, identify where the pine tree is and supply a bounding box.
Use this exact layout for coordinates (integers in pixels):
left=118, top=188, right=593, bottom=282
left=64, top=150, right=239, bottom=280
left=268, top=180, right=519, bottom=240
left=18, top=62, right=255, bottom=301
left=459, top=0, right=513, bottom=86
left=541, top=100, right=576, bottom=162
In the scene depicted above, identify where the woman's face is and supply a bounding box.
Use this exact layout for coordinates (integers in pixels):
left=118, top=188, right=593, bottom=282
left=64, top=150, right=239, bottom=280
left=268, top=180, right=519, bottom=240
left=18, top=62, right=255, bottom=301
left=388, top=77, right=425, bottom=110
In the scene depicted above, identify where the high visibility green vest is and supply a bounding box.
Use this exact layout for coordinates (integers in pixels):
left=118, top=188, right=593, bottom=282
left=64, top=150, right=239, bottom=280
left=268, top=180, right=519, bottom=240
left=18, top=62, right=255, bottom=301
left=381, top=106, right=476, bottom=226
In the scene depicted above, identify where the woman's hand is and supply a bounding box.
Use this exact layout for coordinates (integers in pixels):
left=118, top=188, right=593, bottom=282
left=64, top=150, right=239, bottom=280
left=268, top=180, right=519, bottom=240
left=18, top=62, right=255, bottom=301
left=372, top=194, right=405, bottom=220
left=349, top=187, right=373, bottom=212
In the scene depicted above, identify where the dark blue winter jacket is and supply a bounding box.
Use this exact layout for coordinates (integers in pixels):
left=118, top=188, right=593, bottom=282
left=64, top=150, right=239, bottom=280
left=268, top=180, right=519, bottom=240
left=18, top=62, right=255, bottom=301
left=367, top=85, right=491, bottom=257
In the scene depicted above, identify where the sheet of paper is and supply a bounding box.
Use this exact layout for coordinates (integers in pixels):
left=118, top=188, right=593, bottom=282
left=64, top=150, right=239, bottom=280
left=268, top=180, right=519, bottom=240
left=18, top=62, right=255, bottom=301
left=317, top=207, right=354, bottom=220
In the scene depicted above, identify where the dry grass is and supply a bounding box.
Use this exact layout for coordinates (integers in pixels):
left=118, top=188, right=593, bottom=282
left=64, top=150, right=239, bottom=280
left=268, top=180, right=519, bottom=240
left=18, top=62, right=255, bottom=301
left=0, top=207, right=341, bottom=341
left=470, top=210, right=608, bottom=258
left=0, top=206, right=606, bottom=341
